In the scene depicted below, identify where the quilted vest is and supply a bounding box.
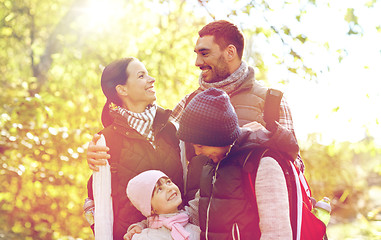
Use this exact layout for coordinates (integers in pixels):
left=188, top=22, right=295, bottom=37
left=198, top=138, right=263, bottom=240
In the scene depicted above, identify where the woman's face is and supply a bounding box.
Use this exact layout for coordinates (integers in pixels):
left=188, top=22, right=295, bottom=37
left=123, top=60, right=156, bottom=112
left=151, top=177, right=182, bottom=215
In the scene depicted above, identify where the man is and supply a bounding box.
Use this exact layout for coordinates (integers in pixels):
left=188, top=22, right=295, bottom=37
left=176, top=87, right=294, bottom=239
left=169, top=20, right=303, bottom=201
left=171, top=20, right=297, bottom=133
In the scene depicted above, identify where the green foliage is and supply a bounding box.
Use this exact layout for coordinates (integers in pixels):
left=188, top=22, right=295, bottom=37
left=301, top=133, right=381, bottom=236
left=327, top=214, right=381, bottom=240
left=0, top=93, right=95, bottom=239
left=0, top=0, right=203, bottom=238
left=344, top=8, right=362, bottom=35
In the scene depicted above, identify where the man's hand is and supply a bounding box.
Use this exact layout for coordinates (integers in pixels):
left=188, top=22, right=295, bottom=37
left=123, top=225, right=142, bottom=240
left=87, top=133, right=110, bottom=171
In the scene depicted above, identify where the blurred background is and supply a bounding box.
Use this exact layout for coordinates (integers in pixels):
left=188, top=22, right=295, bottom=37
left=0, top=0, right=380, bottom=239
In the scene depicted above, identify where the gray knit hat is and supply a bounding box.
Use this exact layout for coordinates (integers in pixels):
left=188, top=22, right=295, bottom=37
left=177, top=88, right=241, bottom=147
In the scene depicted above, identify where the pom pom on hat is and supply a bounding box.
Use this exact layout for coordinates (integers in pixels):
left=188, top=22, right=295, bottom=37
left=177, top=88, right=241, bottom=147
left=126, top=170, right=167, bottom=217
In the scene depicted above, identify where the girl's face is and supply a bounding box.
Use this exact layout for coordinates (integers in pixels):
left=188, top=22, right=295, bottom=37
left=151, top=177, right=182, bottom=215
left=123, top=60, right=156, bottom=112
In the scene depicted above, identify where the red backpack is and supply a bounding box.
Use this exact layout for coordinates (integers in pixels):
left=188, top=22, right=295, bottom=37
left=292, top=159, right=327, bottom=240
left=261, top=88, right=327, bottom=239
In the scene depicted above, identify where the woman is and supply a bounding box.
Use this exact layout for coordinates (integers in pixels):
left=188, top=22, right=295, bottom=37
left=86, top=57, right=184, bottom=240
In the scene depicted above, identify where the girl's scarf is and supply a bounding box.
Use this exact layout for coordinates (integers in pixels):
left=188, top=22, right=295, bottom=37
left=149, top=212, right=190, bottom=240
left=112, top=104, right=157, bottom=144
left=198, top=61, right=250, bottom=95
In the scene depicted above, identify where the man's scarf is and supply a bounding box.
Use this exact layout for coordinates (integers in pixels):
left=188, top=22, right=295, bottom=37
left=198, top=61, right=250, bottom=95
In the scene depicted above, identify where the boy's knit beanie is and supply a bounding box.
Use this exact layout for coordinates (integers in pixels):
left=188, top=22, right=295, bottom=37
left=177, top=87, right=241, bottom=147
left=126, top=170, right=167, bottom=217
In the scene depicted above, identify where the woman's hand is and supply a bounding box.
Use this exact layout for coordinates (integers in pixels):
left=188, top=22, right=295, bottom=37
left=87, top=133, right=110, bottom=171
left=123, top=225, right=142, bottom=240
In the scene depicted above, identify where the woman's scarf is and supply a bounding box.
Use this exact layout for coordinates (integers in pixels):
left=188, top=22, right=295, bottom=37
left=112, top=104, right=157, bottom=144
left=198, top=61, right=250, bottom=95
left=149, top=212, right=190, bottom=240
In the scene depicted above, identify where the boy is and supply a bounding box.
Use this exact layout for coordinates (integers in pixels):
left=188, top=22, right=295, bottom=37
left=176, top=88, right=296, bottom=239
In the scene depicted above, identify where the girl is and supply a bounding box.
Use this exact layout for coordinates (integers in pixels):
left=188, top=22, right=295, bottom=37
left=125, top=170, right=200, bottom=240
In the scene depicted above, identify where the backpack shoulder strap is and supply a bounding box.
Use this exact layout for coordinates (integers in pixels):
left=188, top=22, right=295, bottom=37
left=263, top=88, right=283, bottom=131
left=241, top=148, right=267, bottom=217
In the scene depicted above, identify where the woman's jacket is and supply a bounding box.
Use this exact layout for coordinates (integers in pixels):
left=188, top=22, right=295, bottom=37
left=88, top=107, right=183, bottom=240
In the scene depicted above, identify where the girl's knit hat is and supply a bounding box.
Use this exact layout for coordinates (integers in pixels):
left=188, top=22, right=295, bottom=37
left=126, top=170, right=167, bottom=217
left=177, top=87, right=241, bottom=147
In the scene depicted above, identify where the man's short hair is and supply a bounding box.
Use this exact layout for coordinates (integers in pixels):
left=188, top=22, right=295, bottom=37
left=198, top=20, right=244, bottom=59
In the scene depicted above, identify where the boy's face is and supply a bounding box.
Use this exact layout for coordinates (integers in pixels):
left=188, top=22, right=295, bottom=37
left=192, top=144, right=232, bottom=163
left=151, top=177, right=182, bottom=215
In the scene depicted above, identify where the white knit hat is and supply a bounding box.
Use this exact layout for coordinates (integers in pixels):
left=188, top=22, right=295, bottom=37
left=126, top=170, right=167, bottom=217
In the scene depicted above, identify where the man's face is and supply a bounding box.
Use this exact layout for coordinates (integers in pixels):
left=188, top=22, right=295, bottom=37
left=194, top=35, right=231, bottom=83
left=192, top=144, right=232, bottom=163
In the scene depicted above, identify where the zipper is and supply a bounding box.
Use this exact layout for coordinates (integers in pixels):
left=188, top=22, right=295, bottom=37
left=205, top=161, right=220, bottom=240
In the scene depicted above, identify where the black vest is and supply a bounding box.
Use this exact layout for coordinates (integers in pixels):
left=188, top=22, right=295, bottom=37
left=198, top=147, right=261, bottom=240
left=198, top=142, right=298, bottom=240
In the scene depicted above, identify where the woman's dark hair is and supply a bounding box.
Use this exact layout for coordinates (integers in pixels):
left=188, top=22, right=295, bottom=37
left=101, top=57, right=136, bottom=127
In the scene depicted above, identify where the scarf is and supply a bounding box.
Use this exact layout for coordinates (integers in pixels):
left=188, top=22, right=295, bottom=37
left=198, top=61, right=250, bottom=95
left=112, top=104, right=157, bottom=144
left=149, top=212, right=190, bottom=240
